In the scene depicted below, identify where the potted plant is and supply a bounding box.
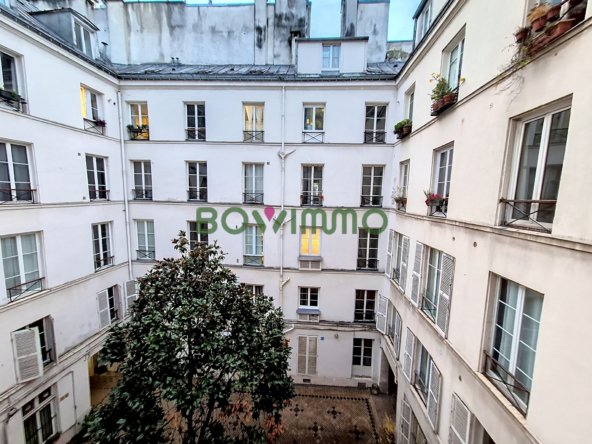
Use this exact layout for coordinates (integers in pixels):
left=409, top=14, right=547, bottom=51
left=429, top=74, right=452, bottom=114
left=424, top=190, right=445, bottom=206
left=94, top=119, right=107, bottom=127
left=514, top=26, right=530, bottom=43
left=547, top=4, right=561, bottom=21
left=394, top=119, right=412, bottom=138
left=548, top=18, right=575, bottom=40
left=393, top=187, right=407, bottom=209
left=0, top=88, right=20, bottom=101
left=528, top=3, right=551, bottom=32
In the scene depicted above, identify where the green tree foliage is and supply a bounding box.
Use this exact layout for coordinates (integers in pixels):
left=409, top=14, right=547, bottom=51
left=86, top=233, right=295, bottom=444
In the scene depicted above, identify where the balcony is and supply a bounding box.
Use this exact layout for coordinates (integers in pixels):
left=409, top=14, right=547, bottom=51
left=127, top=126, right=149, bottom=140
left=364, top=131, right=386, bottom=144
left=133, top=189, right=153, bottom=200
left=420, top=294, right=437, bottom=321
left=301, top=191, right=323, bottom=206
left=243, top=131, right=264, bottom=142
left=137, top=250, right=155, bottom=260
left=89, top=189, right=109, bottom=201
left=94, top=256, right=114, bottom=271
left=500, top=199, right=556, bottom=234
left=430, top=89, right=459, bottom=117
left=360, top=195, right=382, bottom=207
left=186, top=128, right=206, bottom=141
left=83, top=118, right=106, bottom=135
left=0, top=89, right=27, bottom=112
left=7, top=277, right=44, bottom=303
left=243, top=192, right=264, bottom=204
left=427, top=198, right=447, bottom=217
left=395, top=198, right=407, bottom=212
left=0, top=189, right=37, bottom=204
left=302, top=132, right=324, bottom=143
left=483, top=351, right=530, bottom=416
left=187, top=190, right=207, bottom=202
left=243, top=255, right=263, bottom=266
left=357, top=258, right=378, bottom=271
left=354, top=310, right=375, bottom=323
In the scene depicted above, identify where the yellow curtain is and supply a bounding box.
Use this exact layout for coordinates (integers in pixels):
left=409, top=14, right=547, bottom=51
left=80, top=87, right=87, bottom=118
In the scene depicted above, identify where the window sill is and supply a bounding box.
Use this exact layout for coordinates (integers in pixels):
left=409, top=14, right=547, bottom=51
left=298, top=255, right=322, bottom=261
left=297, top=308, right=321, bottom=315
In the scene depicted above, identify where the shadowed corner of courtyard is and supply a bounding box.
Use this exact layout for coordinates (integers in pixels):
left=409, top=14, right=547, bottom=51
left=76, top=377, right=396, bottom=444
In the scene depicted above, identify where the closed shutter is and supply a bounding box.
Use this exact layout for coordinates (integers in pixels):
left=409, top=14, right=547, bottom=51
left=399, top=236, right=410, bottom=293
left=410, top=242, right=424, bottom=306
left=427, top=360, right=442, bottom=431
left=125, top=280, right=137, bottom=313
left=11, top=328, right=43, bottom=383
left=297, top=336, right=307, bottom=374
left=398, top=396, right=412, bottom=444
left=449, top=393, right=471, bottom=444
left=307, top=336, right=318, bottom=375
left=402, top=328, right=415, bottom=381
left=436, top=254, right=455, bottom=337
left=376, top=294, right=388, bottom=334
left=394, top=312, right=402, bottom=359
left=385, top=229, right=394, bottom=278
left=97, top=290, right=110, bottom=329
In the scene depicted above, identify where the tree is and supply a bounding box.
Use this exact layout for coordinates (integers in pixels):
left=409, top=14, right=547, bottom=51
left=86, top=233, right=295, bottom=444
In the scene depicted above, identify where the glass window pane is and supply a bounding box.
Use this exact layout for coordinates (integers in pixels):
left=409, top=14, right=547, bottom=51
left=514, top=118, right=544, bottom=218
left=315, top=107, right=324, bottom=130
left=304, top=108, right=313, bottom=130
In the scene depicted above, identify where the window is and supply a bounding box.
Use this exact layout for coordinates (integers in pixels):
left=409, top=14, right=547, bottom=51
left=92, top=223, right=112, bottom=270
left=417, top=0, right=433, bottom=42
left=1, top=233, right=42, bottom=301
left=415, top=342, right=433, bottom=405
left=188, top=221, right=209, bottom=248
left=80, top=86, right=100, bottom=121
left=322, top=45, right=340, bottom=71
left=354, top=290, right=376, bottom=322
left=430, top=147, right=453, bottom=216
left=399, top=396, right=427, bottom=444
left=18, top=318, right=54, bottom=366
left=129, top=103, right=149, bottom=139
left=132, top=161, right=152, bottom=200
left=74, top=21, right=93, bottom=57
left=97, top=285, right=120, bottom=329
left=136, top=220, right=155, bottom=260
left=301, top=165, right=323, bottom=206
left=300, top=227, right=320, bottom=256
left=422, top=248, right=442, bottom=321
left=352, top=338, right=373, bottom=376
left=406, top=88, right=415, bottom=121
left=400, top=162, right=410, bottom=199
left=243, top=284, right=263, bottom=296
left=244, top=163, right=264, bottom=204
left=487, top=277, right=543, bottom=411
left=244, top=104, right=264, bottom=142
left=1, top=51, right=18, bottom=94
left=303, top=105, right=325, bottom=143
left=297, top=336, right=317, bottom=375
left=412, top=339, right=442, bottom=431
left=244, top=225, right=263, bottom=266
left=299, top=287, right=319, bottom=308
left=186, top=103, right=206, bottom=140
left=22, top=388, right=56, bottom=444
left=361, top=166, right=383, bottom=206
left=86, top=155, right=108, bottom=200
left=0, top=142, right=34, bottom=203
left=392, top=233, right=409, bottom=290
left=357, top=228, right=378, bottom=270
left=447, top=38, right=465, bottom=90
left=364, top=105, right=387, bottom=143
left=387, top=304, right=402, bottom=359
left=509, top=108, right=570, bottom=226
left=188, top=162, right=207, bottom=201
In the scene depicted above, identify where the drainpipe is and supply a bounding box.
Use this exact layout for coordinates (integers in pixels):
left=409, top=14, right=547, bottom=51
left=2, top=407, right=17, bottom=444
left=117, top=91, right=133, bottom=280
left=279, top=84, right=286, bottom=310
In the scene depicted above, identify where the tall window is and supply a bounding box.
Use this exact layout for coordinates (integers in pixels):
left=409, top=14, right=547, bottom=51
left=361, top=166, right=383, bottom=206
left=489, top=278, right=543, bottom=410
left=244, top=225, right=263, bottom=266
left=393, top=232, right=408, bottom=285
left=186, top=104, right=206, bottom=140
left=1, top=233, right=41, bottom=300
left=86, top=155, right=108, bottom=200
left=188, top=221, right=209, bottom=248
left=364, top=105, right=387, bottom=143
left=22, top=388, right=56, bottom=444
left=243, top=284, right=263, bottom=297
left=1, top=51, right=18, bottom=94
left=132, top=161, right=152, bottom=200
left=74, top=22, right=93, bottom=57
left=244, top=163, right=264, bottom=204
left=415, top=343, right=433, bottom=405
left=434, top=147, right=453, bottom=199
left=417, top=0, right=433, bottom=41
left=244, top=104, right=264, bottom=142
left=354, top=290, right=376, bottom=322
left=301, top=165, right=323, bottom=206
left=136, top=220, right=155, bottom=260
left=357, top=228, right=378, bottom=270
left=352, top=338, right=373, bottom=376
left=300, top=227, right=321, bottom=256
left=97, top=285, right=120, bottom=329
left=130, top=103, right=149, bottom=139
left=511, top=108, right=570, bottom=224
left=0, top=142, right=33, bottom=203
left=447, top=38, right=465, bottom=90
left=299, top=287, right=319, bottom=308
left=407, top=89, right=415, bottom=121
left=17, top=318, right=54, bottom=366
left=80, top=86, right=100, bottom=122
left=422, top=248, right=442, bottom=321
left=92, top=223, right=112, bottom=270
left=188, top=162, right=207, bottom=201
left=322, top=45, right=340, bottom=71
left=303, top=105, right=325, bottom=143
left=399, top=161, right=410, bottom=211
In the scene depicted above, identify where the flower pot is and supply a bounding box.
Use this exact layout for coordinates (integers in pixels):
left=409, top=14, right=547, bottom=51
left=426, top=200, right=443, bottom=207
left=550, top=19, right=575, bottom=40
left=94, top=120, right=106, bottom=127
left=443, top=93, right=457, bottom=105
left=514, top=28, right=529, bottom=43
left=547, top=5, right=561, bottom=21
left=532, top=16, right=547, bottom=32
left=402, top=125, right=411, bottom=135
left=0, top=89, right=18, bottom=101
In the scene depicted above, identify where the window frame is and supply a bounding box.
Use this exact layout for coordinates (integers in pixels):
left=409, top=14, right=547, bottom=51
left=0, top=49, right=20, bottom=95
left=186, top=103, right=206, bottom=141
left=243, top=103, right=265, bottom=134
left=361, top=165, right=384, bottom=206
left=303, top=104, right=325, bottom=132
left=244, top=225, right=263, bottom=265
left=187, top=161, right=207, bottom=202
left=299, top=287, right=319, bottom=308
left=80, top=85, right=101, bottom=121
left=92, top=222, right=112, bottom=271
left=322, top=44, right=341, bottom=72
left=188, top=221, right=209, bottom=248
left=417, top=0, right=433, bottom=41
left=1, top=232, right=43, bottom=300
left=301, top=164, right=323, bottom=206
left=19, top=318, right=54, bottom=366
left=22, top=387, right=57, bottom=444
left=405, top=86, right=415, bottom=120
left=300, top=226, right=321, bottom=256
left=73, top=19, right=94, bottom=57
left=365, top=105, right=388, bottom=134
left=393, top=233, right=404, bottom=284
left=422, top=246, right=443, bottom=322
left=136, top=220, right=155, bottom=260
left=433, top=146, right=453, bottom=199
left=0, top=141, right=34, bottom=203
left=357, top=228, right=379, bottom=270
left=129, top=103, right=149, bottom=139
left=354, top=289, right=376, bottom=322
left=243, top=163, right=264, bottom=204
left=352, top=338, right=373, bottom=367
left=414, top=342, right=433, bottom=406
left=446, top=37, right=465, bottom=90
left=400, top=161, right=410, bottom=199
left=132, top=160, right=152, bottom=200
left=86, top=154, right=108, bottom=201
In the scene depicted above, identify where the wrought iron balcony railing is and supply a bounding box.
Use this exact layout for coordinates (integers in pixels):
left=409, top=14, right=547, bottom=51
left=0, top=189, right=36, bottom=204
left=420, top=293, right=437, bottom=321
left=243, top=192, right=264, bottom=204
left=354, top=310, right=375, bottom=323
left=0, top=91, right=27, bottom=112
left=302, top=132, right=324, bottom=143
left=133, top=189, right=153, bottom=200
left=94, top=256, right=114, bottom=270
left=395, top=199, right=407, bottom=212
left=427, top=198, right=447, bottom=217
left=243, top=131, right=264, bottom=142
left=243, top=255, right=263, bottom=266
left=364, top=131, right=386, bottom=144
left=7, top=277, right=44, bottom=303
left=186, top=128, right=206, bottom=140
left=301, top=191, right=323, bottom=206
left=83, top=118, right=106, bottom=135
left=483, top=350, right=530, bottom=416
left=137, top=250, right=155, bottom=260
left=187, top=190, right=208, bottom=201
left=89, top=189, right=109, bottom=201
left=357, top=258, right=378, bottom=271
left=360, top=195, right=382, bottom=207
left=500, top=199, right=556, bottom=233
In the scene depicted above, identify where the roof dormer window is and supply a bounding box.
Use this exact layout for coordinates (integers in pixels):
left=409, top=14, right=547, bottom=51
left=322, top=45, right=340, bottom=72
left=74, top=21, right=93, bottom=57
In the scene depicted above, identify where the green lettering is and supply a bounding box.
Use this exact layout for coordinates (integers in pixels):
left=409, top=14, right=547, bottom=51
left=221, top=208, right=248, bottom=235
left=252, top=210, right=267, bottom=233
left=361, top=209, right=388, bottom=235
left=273, top=210, right=288, bottom=233
left=195, top=208, right=218, bottom=234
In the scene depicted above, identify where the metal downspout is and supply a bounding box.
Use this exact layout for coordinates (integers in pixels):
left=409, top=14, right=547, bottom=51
left=279, top=85, right=286, bottom=310
left=117, top=91, right=133, bottom=280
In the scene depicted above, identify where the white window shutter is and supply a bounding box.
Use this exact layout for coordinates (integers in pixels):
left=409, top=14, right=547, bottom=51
left=436, top=254, right=455, bottom=337
left=125, top=280, right=137, bottom=313
left=307, top=336, right=318, bottom=375
left=398, top=396, right=412, bottom=444
left=449, top=393, right=471, bottom=444
left=427, top=360, right=442, bottom=431
left=97, top=290, right=110, bottom=330
left=394, top=312, right=402, bottom=360
left=402, top=328, right=415, bottom=381
left=410, top=242, right=424, bottom=306
left=11, top=328, right=43, bottom=383
left=297, top=336, right=307, bottom=374
left=385, top=229, right=394, bottom=278
left=399, top=236, right=410, bottom=293
left=376, top=294, right=388, bottom=334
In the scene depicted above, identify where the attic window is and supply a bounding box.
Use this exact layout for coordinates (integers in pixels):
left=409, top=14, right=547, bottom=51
left=74, top=21, right=93, bottom=57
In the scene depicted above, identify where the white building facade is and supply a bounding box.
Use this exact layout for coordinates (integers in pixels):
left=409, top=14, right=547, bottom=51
left=0, top=0, right=591, bottom=443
